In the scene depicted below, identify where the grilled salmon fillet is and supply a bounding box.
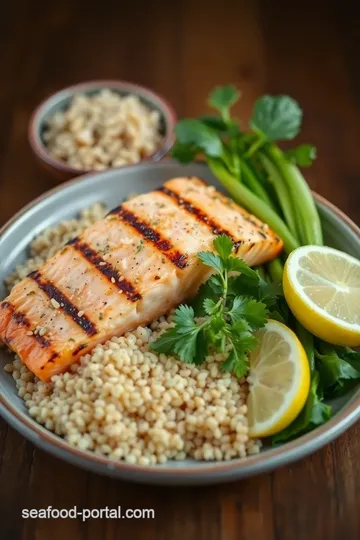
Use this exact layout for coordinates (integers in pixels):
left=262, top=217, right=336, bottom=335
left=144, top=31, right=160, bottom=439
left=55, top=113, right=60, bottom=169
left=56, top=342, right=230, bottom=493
left=0, top=177, right=283, bottom=380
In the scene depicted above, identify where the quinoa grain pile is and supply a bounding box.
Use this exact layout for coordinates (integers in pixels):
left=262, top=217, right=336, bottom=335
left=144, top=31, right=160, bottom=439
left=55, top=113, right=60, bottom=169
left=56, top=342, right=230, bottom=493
left=43, top=90, right=163, bottom=171
left=3, top=204, right=261, bottom=464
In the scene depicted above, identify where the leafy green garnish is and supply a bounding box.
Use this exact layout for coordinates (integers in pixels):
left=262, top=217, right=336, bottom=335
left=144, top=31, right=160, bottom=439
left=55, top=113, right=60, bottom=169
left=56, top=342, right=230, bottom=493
left=171, top=142, right=199, bottom=164
left=284, top=144, right=317, bottom=167
left=151, top=235, right=270, bottom=377
left=208, top=85, right=240, bottom=121
left=315, top=343, right=360, bottom=397
left=272, top=337, right=360, bottom=444
left=250, top=95, right=302, bottom=141
left=174, top=119, right=223, bottom=158
left=272, top=371, right=332, bottom=445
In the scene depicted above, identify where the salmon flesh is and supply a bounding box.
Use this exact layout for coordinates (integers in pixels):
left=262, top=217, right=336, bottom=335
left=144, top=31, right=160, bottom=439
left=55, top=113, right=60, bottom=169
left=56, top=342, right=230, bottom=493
left=0, top=177, right=283, bottom=380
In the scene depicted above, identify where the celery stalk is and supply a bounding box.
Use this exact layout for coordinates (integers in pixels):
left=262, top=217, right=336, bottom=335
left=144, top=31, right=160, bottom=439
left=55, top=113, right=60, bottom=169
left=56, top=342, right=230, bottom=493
left=207, top=157, right=300, bottom=253
left=265, top=146, right=323, bottom=245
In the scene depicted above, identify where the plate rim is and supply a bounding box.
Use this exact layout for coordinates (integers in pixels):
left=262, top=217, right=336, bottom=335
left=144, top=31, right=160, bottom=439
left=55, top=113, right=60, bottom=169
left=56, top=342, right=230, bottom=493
left=1, top=160, right=359, bottom=482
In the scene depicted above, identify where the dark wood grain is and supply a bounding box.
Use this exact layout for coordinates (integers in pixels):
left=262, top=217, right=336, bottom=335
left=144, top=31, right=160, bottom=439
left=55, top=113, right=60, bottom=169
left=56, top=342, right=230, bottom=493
left=0, top=1, right=359, bottom=538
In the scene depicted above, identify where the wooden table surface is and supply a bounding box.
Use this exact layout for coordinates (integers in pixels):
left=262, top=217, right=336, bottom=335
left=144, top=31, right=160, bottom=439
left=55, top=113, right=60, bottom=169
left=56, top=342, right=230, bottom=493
left=1, top=1, right=360, bottom=538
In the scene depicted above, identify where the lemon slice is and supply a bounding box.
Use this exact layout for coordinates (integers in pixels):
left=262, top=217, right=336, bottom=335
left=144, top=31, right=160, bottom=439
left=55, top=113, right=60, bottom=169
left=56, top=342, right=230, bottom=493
left=283, top=245, right=360, bottom=347
left=247, top=320, right=310, bottom=438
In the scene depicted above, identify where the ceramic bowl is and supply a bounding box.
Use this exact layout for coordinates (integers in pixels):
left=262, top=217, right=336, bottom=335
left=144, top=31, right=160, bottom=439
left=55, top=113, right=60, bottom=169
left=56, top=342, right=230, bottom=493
left=28, top=80, right=177, bottom=182
left=0, top=161, right=359, bottom=485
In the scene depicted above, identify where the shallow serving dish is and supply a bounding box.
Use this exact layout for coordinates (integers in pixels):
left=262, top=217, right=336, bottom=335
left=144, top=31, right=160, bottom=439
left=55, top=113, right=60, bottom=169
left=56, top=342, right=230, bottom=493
left=0, top=161, right=359, bottom=485
left=29, top=80, right=176, bottom=182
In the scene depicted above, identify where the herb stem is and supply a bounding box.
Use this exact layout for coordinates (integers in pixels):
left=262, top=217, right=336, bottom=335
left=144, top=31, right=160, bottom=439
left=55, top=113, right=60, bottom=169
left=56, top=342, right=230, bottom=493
left=245, top=133, right=266, bottom=157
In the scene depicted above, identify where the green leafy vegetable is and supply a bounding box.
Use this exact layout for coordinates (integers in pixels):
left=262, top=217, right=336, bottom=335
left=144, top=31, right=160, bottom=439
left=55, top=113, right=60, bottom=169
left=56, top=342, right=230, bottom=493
left=172, top=85, right=323, bottom=251
left=284, top=144, right=317, bottom=167
left=315, top=342, right=360, bottom=397
left=151, top=235, right=270, bottom=377
left=213, top=234, right=233, bottom=259
left=228, top=296, right=267, bottom=328
left=208, top=85, right=240, bottom=121
left=169, top=84, right=355, bottom=444
left=199, top=116, right=240, bottom=137
left=171, top=142, right=199, bottom=164
left=174, top=119, right=223, bottom=158
left=272, top=372, right=332, bottom=444
left=250, top=95, right=302, bottom=141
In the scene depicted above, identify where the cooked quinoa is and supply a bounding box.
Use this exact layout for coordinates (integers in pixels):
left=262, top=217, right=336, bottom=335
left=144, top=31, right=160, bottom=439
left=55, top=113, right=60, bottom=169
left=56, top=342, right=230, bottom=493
left=43, top=90, right=163, bottom=171
left=3, top=203, right=261, bottom=464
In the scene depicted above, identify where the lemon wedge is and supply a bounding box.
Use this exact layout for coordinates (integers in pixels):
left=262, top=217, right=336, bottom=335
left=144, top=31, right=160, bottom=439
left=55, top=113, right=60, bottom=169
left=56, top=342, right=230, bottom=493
left=283, top=245, right=360, bottom=347
left=247, top=320, right=310, bottom=438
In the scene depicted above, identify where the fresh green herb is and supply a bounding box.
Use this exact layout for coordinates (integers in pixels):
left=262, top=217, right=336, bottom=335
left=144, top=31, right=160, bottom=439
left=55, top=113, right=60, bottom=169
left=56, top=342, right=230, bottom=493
left=170, top=85, right=357, bottom=443
left=250, top=95, right=302, bottom=141
left=26, top=291, right=36, bottom=296
left=151, top=235, right=269, bottom=377
left=284, top=144, right=317, bottom=167
left=136, top=240, right=144, bottom=253
left=174, top=119, right=223, bottom=158
left=315, top=342, right=360, bottom=397
left=172, top=85, right=323, bottom=251
left=272, top=371, right=332, bottom=445
left=208, top=85, right=240, bottom=122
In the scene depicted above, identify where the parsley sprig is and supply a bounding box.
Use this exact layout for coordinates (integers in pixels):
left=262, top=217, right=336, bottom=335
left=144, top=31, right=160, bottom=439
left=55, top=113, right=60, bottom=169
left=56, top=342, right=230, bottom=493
left=150, top=235, right=271, bottom=378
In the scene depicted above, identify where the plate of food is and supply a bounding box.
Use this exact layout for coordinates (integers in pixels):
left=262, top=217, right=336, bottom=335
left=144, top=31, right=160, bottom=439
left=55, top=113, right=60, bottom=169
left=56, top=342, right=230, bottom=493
left=0, top=87, right=359, bottom=485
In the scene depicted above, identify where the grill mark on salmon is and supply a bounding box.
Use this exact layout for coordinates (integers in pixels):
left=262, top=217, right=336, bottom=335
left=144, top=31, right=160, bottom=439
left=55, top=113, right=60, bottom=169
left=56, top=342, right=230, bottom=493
left=0, top=177, right=284, bottom=382
left=0, top=300, right=52, bottom=348
left=157, top=186, right=243, bottom=252
left=110, top=206, right=189, bottom=269
left=68, top=238, right=142, bottom=302
left=72, top=343, right=87, bottom=356
left=28, top=271, right=98, bottom=336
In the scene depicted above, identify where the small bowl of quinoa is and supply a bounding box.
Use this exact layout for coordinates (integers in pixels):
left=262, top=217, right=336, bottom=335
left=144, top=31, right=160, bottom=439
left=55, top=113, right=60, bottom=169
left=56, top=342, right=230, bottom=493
left=29, top=80, right=177, bottom=181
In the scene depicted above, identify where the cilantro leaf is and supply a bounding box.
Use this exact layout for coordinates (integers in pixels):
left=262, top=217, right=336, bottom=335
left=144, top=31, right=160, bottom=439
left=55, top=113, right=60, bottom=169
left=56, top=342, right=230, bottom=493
left=191, top=276, right=221, bottom=317
left=228, top=296, right=268, bottom=329
left=151, top=305, right=203, bottom=364
left=152, top=236, right=271, bottom=379
left=208, top=315, right=227, bottom=352
left=173, top=305, right=197, bottom=333
left=213, top=234, right=233, bottom=259
left=203, top=298, right=218, bottom=316
left=230, top=319, right=252, bottom=333
left=173, top=331, right=199, bottom=364
left=221, top=349, right=247, bottom=378
left=195, top=330, right=210, bottom=363
left=284, top=144, right=317, bottom=167
left=198, top=251, right=224, bottom=274
left=221, top=330, right=257, bottom=378
left=150, top=326, right=181, bottom=355
left=225, top=257, right=259, bottom=275
left=208, top=85, right=240, bottom=119
left=175, top=119, right=224, bottom=157
left=272, top=371, right=332, bottom=444
left=250, top=95, right=302, bottom=141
